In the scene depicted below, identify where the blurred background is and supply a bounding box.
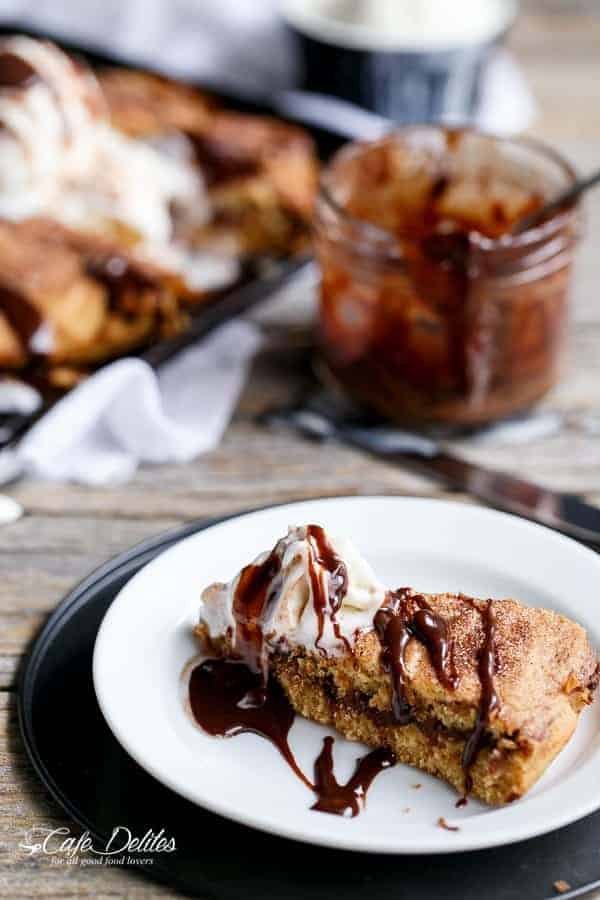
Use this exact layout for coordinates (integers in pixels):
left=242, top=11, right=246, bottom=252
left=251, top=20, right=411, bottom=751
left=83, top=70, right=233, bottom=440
left=1, top=7, right=599, bottom=893
left=0, top=0, right=595, bottom=135
left=0, top=0, right=598, bottom=470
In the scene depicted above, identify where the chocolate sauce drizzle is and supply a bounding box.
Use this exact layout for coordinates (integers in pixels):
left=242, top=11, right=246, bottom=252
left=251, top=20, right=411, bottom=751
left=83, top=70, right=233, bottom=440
left=0, top=285, right=48, bottom=353
left=184, top=131, right=259, bottom=187
left=187, top=528, right=405, bottom=817
left=462, top=600, right=499, bottom=793
left=305, top=524, right=349, bottom=651
left=85, top=255, right=158, bottom=311
left=0, top=51, right=38, bottom=89
left=1, top=254, right=158, bottom=364
left=311, top=736, right=396, bottom=817
left=231, top=538, right=285, bottom=691
left=374, top=589, right=500, bottom=797
left=374, top=588, right=458, bottom=723
left=188, top=658, right=311, bottom=788
left=194, top=532, right=501, bottom=810
left=230, top=526, right=349, bottom=690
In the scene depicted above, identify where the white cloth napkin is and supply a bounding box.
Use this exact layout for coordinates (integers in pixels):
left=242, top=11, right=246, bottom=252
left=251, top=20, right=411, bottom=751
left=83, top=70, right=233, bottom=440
left=0, top=320, right=262, bottom=486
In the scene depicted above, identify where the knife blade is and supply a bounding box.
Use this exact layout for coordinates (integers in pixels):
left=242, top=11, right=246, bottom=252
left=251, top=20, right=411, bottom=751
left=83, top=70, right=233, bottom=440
left=264, top=403, right=600, bottom=547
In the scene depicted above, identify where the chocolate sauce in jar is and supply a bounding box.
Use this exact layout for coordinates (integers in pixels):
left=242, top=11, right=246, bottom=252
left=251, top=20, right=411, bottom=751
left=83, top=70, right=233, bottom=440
left=306, top=524, right=349, bottom=651
left=188, top=658, right=312, bottom=789
left=374, top=588, right=458, bottom=723
left=315, top=129, right=576, bottom=428
left=311, top=736, right=396, bottom=817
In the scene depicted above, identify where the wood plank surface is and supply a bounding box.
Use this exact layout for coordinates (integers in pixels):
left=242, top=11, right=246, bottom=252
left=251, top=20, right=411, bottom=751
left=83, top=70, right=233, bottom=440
left=1, top=10, right=599, bottom=898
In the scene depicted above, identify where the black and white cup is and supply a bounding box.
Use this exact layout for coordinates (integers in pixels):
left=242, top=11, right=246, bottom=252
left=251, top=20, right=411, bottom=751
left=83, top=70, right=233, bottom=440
left=281, top=0, right=519, bottom=125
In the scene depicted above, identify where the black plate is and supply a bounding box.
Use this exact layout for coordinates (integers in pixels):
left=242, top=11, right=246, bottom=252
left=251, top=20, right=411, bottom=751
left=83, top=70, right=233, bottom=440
left=17, top=513, right=600, bottom=900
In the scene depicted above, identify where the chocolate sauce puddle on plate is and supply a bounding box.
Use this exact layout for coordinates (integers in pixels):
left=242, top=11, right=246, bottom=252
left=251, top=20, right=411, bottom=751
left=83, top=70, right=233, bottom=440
left=311, top=736, right=396, bottom=817
left=188, top=658, right=311, bottom=789
left=188, top=658, right=396, bottom=814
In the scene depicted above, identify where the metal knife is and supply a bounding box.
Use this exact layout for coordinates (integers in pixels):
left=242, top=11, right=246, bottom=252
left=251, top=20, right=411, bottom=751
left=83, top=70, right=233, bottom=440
left=263, top=397, right=600, bottom=547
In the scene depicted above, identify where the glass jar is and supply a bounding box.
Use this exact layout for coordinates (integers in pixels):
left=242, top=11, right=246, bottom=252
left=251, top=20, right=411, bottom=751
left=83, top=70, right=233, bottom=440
left=314, top=127, right=581, bottom=426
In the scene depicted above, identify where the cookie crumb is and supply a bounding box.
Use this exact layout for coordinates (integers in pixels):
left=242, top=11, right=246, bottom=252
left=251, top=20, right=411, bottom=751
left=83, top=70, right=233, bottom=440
left=553, top=881, right=571, bottom=895
left=437, top=817, right=459, bottom=832
left=412, top=783, right=422, bottom=789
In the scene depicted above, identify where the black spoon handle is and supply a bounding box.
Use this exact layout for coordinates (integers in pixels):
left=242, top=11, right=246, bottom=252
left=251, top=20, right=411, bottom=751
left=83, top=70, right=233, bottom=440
left=514, top=167, right=600, bottom=234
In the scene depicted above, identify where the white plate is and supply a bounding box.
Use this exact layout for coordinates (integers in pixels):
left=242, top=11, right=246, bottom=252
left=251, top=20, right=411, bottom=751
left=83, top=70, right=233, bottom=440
left=93, top=496, right=600, bottom=854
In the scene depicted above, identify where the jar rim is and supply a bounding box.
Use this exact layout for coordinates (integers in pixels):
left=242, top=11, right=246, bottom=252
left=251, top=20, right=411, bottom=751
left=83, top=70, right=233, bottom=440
left=281, top=0, right=519, bottom=54
left=318, top=125, right=580, bottom=255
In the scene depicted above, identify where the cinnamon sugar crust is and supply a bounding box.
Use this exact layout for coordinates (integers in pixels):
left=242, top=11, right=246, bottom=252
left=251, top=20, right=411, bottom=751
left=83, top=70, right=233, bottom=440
left=195, top=588, right=598, bottom=806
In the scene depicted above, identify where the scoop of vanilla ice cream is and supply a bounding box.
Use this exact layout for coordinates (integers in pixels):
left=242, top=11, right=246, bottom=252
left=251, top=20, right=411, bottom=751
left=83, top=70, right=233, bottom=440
left=0, top=37, right=229, bottom=287
left=0, top=36, right=103, bottom=218
left=0, top=73, right=64, bottom=217
left=58, top=121, right=204, bottom=248
left=199, top=525, right=386, bottom=656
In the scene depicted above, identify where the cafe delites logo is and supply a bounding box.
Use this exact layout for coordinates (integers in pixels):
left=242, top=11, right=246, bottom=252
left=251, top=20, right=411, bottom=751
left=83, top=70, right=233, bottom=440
left=20, top=825, right=176, bottom=867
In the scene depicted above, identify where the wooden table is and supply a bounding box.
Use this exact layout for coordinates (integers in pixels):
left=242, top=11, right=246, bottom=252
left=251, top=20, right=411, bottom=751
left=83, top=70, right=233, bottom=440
left=2, top=12, right=599, bottom=898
